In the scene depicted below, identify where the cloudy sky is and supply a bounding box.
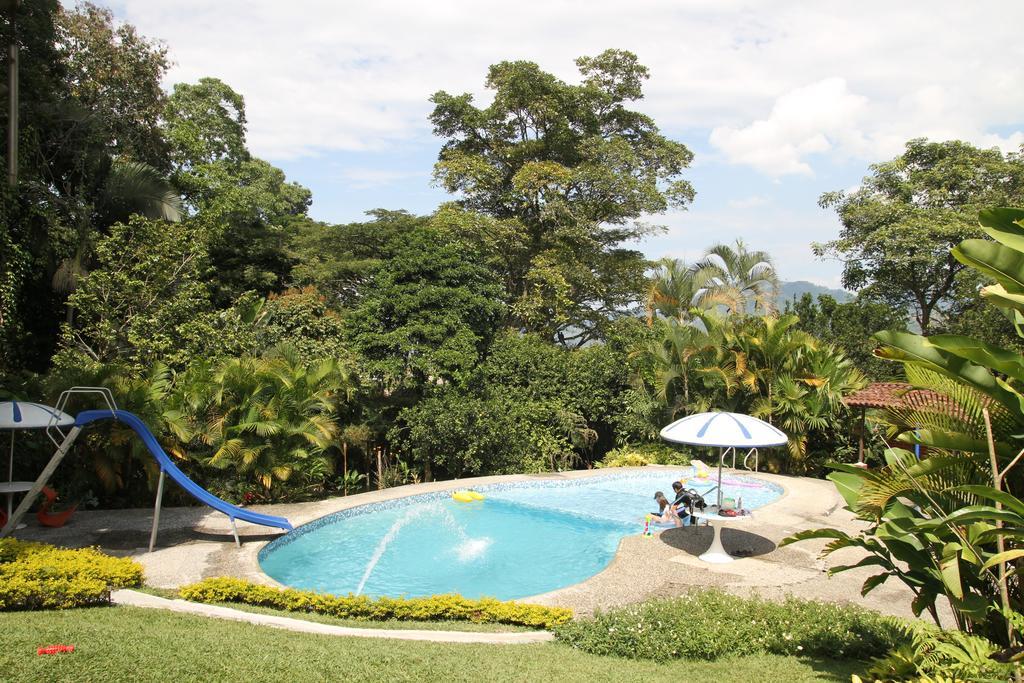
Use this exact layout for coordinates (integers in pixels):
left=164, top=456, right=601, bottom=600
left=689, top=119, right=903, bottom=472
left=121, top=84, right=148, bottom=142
left=102, top=0, right=1024, bottom=287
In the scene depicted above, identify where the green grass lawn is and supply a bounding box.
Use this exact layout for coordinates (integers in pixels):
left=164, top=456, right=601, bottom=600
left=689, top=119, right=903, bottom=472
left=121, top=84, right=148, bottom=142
left=2, top=606, right=862, bottom=682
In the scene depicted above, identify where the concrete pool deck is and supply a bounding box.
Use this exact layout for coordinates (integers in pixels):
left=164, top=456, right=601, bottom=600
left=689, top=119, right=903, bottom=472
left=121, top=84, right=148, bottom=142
left=12, top=466, right=950, bottom=623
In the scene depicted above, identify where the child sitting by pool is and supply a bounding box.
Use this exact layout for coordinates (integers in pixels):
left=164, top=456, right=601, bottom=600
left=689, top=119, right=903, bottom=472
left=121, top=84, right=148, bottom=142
left=650, top=491, right=683, bottom=527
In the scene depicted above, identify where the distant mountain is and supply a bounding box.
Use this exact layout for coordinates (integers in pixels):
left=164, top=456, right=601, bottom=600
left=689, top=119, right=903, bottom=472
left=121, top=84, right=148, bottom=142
left=777, top=281, right=853, bottom=309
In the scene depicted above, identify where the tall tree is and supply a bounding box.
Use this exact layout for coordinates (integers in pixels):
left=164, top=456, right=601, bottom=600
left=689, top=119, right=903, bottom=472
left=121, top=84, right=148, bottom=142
left=816, top=138, right=1024, bottom=334
left=163, top=78, right=312, bottom=305
left=1, top=1, right=176, bottom=372
left=163, top=77, right=247, bottom=170
left=290, top=210, right=429, bottom=308
left=52, top=215, right=210, bottom=373
left=344, top=225, right=505, bottom=400
left=429, top=49, right=694, bottom=346
left=55, top=2, right=170, bottom=168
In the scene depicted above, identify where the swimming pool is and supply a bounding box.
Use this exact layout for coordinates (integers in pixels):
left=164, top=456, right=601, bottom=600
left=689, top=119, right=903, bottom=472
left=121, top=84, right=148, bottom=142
left=258, top=468, right=784, bottom=600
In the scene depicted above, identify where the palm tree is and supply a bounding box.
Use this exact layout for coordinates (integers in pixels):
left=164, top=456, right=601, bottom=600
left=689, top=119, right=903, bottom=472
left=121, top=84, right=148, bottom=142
left=691, top=240, right=779, bottom=315
left=645, top=257, right=698, bottom=324
left=734, top=314, right=812, bottom=421
left=181, top=346, right=353, bottom=493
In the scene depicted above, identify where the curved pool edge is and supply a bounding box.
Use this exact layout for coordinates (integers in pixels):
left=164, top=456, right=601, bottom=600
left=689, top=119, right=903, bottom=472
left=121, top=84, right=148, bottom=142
left=246, top=465, right=806, bottom=601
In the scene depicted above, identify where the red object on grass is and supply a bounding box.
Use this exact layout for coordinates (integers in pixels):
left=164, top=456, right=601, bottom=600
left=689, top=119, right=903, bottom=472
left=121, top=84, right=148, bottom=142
left=37, top=486, right=77, bottom=528
left=37, top=644, right=75, bottom=655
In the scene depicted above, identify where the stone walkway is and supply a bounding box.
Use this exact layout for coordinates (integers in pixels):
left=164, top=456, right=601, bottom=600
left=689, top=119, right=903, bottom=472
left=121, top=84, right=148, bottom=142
left=111, top=589, right=553, bottom=644
left=15, top=466, right=953, bottom=626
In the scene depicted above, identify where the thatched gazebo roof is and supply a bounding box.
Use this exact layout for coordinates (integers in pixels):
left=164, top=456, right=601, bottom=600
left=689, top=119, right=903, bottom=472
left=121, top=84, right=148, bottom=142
left=842, top=382, right=963, bottom=415
left=842, top=382, right=967, bottom=463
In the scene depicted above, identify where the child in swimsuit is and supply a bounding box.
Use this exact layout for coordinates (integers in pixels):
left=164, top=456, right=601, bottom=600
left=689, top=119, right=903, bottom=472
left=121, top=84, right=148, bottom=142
left=650, top=491, right=683, bottom=527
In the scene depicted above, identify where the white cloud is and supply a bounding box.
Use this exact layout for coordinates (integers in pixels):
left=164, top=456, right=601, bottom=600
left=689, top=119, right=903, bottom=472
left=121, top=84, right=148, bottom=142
left=710, top=78, right=868, bottom=176
left=335, top=168, right=427, bottom=190
left=103, top=0, right=1024, bottom=167
left=727, top=194, right=771, bottom=209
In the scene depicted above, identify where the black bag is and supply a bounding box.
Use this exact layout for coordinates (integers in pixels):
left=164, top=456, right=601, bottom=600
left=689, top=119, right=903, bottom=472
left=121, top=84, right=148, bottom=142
left=685, top=489, right=707, bottom=511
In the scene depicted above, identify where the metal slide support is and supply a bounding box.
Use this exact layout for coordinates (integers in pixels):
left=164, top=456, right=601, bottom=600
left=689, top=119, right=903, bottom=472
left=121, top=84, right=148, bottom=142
left=229, top=518, right=240, bottom=547
left=1, top=425, right=82, bottom=537
left=148, top=470, right=166, bottom=553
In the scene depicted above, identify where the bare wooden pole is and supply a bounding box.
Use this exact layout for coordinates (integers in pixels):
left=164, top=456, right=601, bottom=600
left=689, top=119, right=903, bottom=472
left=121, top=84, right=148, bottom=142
left=7, top=0, right=20, bottom=189
left=376, top=447, right=382, bottom=490
left=342, top=442, right=348, bottom=495
left=984, top=408, right=1016, bottom=653
left=858, top=407, right=866, bottom=463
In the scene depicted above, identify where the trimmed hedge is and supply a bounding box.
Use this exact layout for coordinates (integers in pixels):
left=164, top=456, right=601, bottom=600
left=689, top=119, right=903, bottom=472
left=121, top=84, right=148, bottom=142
left=0, top=539, right=144, bottom=610
left=179, top=577, right=572, bottom=629
left=555, top=590, right=905, bottom=661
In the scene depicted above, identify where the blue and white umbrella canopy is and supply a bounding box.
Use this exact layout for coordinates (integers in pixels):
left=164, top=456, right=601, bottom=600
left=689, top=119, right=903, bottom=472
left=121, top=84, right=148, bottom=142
left=660, top=412, right=787, bottom=508
left=660, top=412, right=787, bottom=448
left=0, top=402, right=75, bottom=494
left=0, top=401, right=74, bottom=430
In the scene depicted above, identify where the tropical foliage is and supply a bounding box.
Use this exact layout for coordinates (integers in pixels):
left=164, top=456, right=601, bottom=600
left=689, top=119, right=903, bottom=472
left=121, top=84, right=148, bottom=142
left=633, top=311, right=865, bottom=473
left=175, top=347, right=352, bottom=494
left=0, top=1, right=968, bottom=512
left=785, top=207, right=1024, bottom=678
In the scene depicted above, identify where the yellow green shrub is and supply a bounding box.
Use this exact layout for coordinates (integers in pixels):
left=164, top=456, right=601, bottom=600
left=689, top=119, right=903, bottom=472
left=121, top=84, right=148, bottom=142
left=179, top=577, right=572, bottom=628
left=0, top=539, right=144, bottom=611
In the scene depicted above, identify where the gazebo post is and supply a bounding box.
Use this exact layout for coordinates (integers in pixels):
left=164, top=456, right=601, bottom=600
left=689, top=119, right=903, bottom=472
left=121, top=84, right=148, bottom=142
left=858, top=407, right=865, bottom=464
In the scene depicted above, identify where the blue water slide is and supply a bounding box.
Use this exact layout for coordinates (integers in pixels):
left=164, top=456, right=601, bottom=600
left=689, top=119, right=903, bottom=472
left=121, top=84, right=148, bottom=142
left=75, top=409, right=293, bottom=533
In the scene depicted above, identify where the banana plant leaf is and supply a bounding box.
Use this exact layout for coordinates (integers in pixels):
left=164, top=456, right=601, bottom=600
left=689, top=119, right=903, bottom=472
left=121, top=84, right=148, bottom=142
left=926, top=334, right=1024, bottom=384
left=953, top=239, right=1024, bottom=294
left=979, top=207, right=1024, bottom=252
left=874, top=330, right=1024, bottom=424
left=981, top=283, right=1024, bottom=316
left=950, top=485, right=1024, bottom=517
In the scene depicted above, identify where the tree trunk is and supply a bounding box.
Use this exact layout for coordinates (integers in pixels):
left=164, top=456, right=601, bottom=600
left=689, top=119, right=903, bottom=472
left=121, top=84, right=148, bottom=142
left=376, top=447, right=383, bottom=490
left=342, top=442, right=348, bottom=496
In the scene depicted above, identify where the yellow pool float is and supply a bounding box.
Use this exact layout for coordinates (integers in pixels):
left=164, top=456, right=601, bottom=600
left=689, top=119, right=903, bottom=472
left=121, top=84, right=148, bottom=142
left=452, top=490, right=484, bottom=502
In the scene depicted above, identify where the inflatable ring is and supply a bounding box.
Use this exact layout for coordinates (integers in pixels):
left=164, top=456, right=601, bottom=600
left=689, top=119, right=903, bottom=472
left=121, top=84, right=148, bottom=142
left=452, top=490, right=484, bottom=502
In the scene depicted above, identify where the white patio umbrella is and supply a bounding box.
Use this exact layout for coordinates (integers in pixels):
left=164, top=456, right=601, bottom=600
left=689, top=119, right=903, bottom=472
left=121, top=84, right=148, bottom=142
left=0, top=401, right=75, bottom=521
left=660, top=411, right=787, bottom=508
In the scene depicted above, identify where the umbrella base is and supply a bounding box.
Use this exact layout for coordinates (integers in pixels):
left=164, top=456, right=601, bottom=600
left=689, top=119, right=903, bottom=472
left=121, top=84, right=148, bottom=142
left=699, top=522, right=734, bottom=563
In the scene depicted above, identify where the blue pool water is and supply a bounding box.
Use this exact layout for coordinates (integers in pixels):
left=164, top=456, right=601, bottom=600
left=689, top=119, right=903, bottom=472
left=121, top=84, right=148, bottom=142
left=259, top=469, right=784, bottom=600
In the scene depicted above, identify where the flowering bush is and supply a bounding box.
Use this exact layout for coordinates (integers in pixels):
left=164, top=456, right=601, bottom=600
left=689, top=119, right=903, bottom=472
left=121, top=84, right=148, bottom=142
left=0, top=539, right=144, bottom=610
left=554, top=590, right=904, bottom=661
left=179, top=577, right=572, bottom=628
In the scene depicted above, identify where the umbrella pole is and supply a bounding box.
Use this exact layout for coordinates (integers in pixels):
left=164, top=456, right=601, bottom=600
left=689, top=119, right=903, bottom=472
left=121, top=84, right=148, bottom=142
left=6, top=431, right=13, bottom=519
left=717, top=447, right=724, bottom=509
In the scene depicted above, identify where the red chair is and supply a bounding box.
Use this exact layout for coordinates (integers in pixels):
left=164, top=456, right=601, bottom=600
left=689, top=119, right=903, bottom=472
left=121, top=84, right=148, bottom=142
left=37, top=486, right=77, bottom=528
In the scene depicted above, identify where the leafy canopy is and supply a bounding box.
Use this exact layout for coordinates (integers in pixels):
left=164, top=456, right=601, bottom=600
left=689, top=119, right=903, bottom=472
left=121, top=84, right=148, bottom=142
left=429, top=49, right=694, bottom=345
left=816, top=138, right=1024, bottom=334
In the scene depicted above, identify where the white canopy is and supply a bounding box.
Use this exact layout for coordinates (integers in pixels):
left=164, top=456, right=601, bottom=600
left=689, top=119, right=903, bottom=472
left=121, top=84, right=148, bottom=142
left=660, top=412, right=787, bottom=448
left=0, top=401, right=75, bottom=430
